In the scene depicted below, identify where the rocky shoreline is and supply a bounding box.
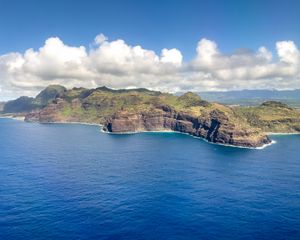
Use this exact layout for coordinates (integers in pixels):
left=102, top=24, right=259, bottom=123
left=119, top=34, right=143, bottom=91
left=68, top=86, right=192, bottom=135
left=101, top=107, right=271, bottom=148
left=102, top=127, right=276, bottom=149
left=0, top=114, right=277, bottom=149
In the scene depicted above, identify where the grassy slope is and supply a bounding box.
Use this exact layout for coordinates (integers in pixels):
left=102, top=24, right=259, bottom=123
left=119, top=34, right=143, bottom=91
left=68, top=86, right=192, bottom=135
left=235, top=101, right=300, bottom=132
left=2, top=85, right=67, bottom=114
left=57, top=89, right=212, bottom=120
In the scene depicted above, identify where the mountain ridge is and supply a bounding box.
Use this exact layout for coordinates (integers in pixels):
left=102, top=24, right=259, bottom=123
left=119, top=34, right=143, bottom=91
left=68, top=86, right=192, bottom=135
left=2, top=85, right=300, bottom=148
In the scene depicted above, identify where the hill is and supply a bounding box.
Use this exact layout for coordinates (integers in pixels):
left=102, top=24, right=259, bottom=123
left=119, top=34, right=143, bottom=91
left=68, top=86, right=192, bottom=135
left=235, top=101, right=300, bottom=133
left=2, top=85, right=300, bottom=148
left=0, top=102, right=5, bottom=112
left=2, top=85, right=67, bottom=113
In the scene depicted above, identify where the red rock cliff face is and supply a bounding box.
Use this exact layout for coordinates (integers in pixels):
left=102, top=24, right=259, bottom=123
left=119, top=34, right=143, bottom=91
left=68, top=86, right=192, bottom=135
left=25, top=99, right=67, bottom=122
left=103, top=107, right=271, bottom=148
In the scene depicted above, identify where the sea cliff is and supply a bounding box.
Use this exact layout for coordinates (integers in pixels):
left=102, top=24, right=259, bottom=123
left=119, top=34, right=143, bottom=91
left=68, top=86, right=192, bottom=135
left=102, top=106, right=270, bottom=148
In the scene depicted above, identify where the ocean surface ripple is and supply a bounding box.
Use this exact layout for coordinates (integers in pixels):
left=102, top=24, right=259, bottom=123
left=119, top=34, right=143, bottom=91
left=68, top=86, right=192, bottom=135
left=0, top=118, right=300, bottom=240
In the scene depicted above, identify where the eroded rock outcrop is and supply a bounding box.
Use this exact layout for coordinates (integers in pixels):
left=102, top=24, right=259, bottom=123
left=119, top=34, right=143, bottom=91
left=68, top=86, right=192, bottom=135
left=103, top=106, right=271, bottom=148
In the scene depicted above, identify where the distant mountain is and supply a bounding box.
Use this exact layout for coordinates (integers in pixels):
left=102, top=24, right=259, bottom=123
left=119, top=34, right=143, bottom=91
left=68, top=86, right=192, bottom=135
left=2, top=85, right=67, bottom=113
left=2, top=96, right=37, bottom=113
left=200, top=89, right=300, bottom=100
left=0, top=102, right=5, bottom=112
left=198, top=89, right=300, bottom=107
left=35, top=85, right=67, bottom=105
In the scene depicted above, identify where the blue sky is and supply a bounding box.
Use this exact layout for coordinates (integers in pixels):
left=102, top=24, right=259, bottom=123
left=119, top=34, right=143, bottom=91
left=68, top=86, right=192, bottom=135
left=0, top=0, right=300, bottom=99
left=1, top=0, right=299, bottom=59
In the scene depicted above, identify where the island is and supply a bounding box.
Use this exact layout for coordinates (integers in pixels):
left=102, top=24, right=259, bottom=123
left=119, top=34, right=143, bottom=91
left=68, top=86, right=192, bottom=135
left=1, top=85, right=300, bottom=148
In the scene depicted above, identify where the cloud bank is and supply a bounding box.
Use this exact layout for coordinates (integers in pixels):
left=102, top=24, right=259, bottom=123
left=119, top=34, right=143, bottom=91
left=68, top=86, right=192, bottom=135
left=0, top=34, right=299, bottom=99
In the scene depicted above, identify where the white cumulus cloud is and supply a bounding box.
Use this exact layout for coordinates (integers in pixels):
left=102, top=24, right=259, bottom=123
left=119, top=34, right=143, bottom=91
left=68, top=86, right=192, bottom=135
left=160, top=48, right=183, bottom=66
left=0, top=34, right=299, bottom=100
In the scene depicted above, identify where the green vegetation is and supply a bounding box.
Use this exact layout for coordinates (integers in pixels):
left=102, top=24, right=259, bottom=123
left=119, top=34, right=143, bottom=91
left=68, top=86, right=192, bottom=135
left=2, top=85, right=67, bottom=113
left=235, top=101, right=300, bottom=132
left=3, top=96, right=38, bottom=113
left=198, top=90, right=300, bottom=108
left=34, top=85, right=66, bottom=105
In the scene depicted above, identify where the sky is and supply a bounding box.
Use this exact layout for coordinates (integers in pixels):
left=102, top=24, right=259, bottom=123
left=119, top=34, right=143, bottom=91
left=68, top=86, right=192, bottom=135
left=0, top=0, right=300, bottom=100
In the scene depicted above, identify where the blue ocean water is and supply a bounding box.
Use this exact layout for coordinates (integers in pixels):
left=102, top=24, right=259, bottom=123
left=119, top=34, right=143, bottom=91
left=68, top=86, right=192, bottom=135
left=0, top=118, right=300, bottom=240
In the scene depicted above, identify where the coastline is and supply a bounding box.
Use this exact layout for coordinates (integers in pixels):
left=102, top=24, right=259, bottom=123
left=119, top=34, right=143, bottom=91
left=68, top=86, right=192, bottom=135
left=191, top=134, right=276, bottom=150
left=266, top=132, right=300, bottom=135
left=0, top=115, right=25, bottom=121
left=0, top=116, right=282, bottom=149
left=101, top=129, right=175, bottom=134
left=0, top=115, right=102, bottom=127
left=36, top=121, right=103, bottom=127
left=101, top=128, right=276, bottom=150
left=188, top=132, right=275, bottom=150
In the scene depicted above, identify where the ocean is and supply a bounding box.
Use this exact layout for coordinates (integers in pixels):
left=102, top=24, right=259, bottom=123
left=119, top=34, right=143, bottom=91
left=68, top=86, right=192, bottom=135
left=0, top=118, right=299, bottom=240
